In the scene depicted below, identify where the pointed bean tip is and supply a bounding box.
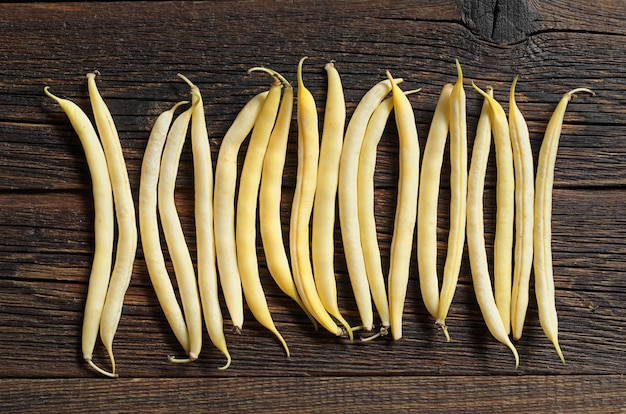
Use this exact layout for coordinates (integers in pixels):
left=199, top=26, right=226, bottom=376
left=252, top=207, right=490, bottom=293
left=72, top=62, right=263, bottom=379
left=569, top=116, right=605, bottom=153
left=511, top=74, right=520, bottom=92
left=405, top=88, right=422, bottom=96
left=568, top=87, right=594, bottom=98
left=43, top=86, right=55, bottom=100
left=218, top=353, right=232, bottom=370
left=87, top=358, right=117, bottom=378
left=455, top=59, right=463, bottom=79
left=177, top=73, right=195, bottom=88
left=173, top=100, right=190, bottom=111
left=247, top=66, right=270, bottom=75
left=278, top=334, right=290, bottom=358
left=248, top=67, right=286, bottom=87
left=385, top=70, right=394, bottom=84
left=554, top=341, right=566, bottom=364
left=297, top=58, right=307, bottom=84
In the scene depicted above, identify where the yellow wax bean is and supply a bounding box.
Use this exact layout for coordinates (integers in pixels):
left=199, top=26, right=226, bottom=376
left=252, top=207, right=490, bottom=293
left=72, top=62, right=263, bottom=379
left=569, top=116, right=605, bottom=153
left=290, top=57, right=343, bottom=337
left=471, top=82, right=515, bottom=335
left=311, top=61, right=353, bottom=339
left=534, top=86, right=593, bottom=363
left=358, top=88, right=420, bottom=342
left=87, top=73, right=138, bottom=377
left=236, top=72, right=289, bottom=355
left=417, top=83, right=453, bottom=322
left=338, top=76, right=402, bottom=332
left=258, top=72, right=311, bottom=320
left=467, top=86, right=519, bottom=368
left=178, top=74, right=231, bottom=368
left=357, top=97, right=394, bottom=333
left=436, top=60, right=468, bottom=342
left=386, top=72, right=420, bottom=341
left=508, top=75, right=535, bottom=341
left=214, top=90, right=269, bottom=332
left=158, top=105, right=202, bottom=363
left=44, top=87, right=115, bottom=378
left=139, top=100, right=191, bottom=359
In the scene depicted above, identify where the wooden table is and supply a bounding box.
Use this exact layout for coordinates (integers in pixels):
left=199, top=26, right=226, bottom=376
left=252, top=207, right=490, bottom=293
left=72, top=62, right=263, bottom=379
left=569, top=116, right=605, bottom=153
left=1, top=1, right=624, bottom=412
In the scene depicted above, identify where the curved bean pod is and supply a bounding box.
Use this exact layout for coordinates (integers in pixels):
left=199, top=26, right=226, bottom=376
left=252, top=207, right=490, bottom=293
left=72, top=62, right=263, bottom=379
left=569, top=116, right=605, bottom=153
left=386, top=72, right=420, bottom=341
left=44, top=87, right=115, bottom=378
left=157, top=105, right=202, bottom=362
left=311, top=61, right=353, bottom=339
left=534, top=86, right=593, bottom=363
left=358, top=88, right=421, bottom=341
left=471, top=82, right=515, bottom=335
left=178, top=74, right=231, bottom=368
left=338, top=76, right=402, bottom=332
left=290, top=57, right=343, bottom=337
left=87, top=73, right=138, bottom=376
left=416, top=83, right=453, bottom=322
left=259, top=72, right=312, bottom=320
left=357, top=97, right=394, bottom=333
left=139, top=100, right=191, bottom=358
left=508, top=75, right=535, bottom=341
left=214, top=90, right=269, bottom=332
left=436, top=61, right=468, bottom=341
left=467, top=86, right=519, bottom=367
left=236, top=71, right=289, bottom=355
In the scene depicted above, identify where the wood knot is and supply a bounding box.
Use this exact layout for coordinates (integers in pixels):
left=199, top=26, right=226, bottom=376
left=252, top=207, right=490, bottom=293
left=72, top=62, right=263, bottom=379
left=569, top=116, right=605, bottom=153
left=461, top=0, right=541, bottom=44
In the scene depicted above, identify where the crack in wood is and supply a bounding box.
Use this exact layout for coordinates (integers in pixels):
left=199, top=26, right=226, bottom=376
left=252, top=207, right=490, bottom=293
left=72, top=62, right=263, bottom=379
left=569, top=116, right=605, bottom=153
left=491, top=0, right=502, bottom=40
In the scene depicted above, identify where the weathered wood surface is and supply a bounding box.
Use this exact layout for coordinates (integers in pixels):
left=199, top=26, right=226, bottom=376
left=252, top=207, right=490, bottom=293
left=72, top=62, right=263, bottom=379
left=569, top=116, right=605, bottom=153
left=1, top=1, right=625, bottom=412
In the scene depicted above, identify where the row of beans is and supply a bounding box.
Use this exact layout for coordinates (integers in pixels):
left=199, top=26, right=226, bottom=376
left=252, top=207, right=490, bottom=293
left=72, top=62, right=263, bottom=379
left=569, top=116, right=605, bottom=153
left=45, top=58, right=592, bottom=377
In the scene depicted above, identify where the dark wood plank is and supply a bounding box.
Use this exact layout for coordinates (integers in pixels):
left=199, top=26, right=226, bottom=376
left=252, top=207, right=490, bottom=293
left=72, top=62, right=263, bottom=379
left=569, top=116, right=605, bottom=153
left=1, top=0, right=625, bottom=411
left=1, top=376, right=624, bottom=413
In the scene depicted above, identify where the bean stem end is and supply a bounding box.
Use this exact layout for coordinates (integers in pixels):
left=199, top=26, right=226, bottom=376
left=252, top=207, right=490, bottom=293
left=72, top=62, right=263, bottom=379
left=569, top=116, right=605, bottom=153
left=359, top=325, right=389, bottom=342
left=167, top=353, right=198, bottom=364
left=435, top=320, right=451, bottom=342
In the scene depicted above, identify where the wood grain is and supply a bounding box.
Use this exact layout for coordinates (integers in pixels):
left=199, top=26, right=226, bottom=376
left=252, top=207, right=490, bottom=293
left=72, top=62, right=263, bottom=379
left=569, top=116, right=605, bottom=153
left=0, top=0, right=624, bottom=412
left=1, top=376, right=624, bottom=414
